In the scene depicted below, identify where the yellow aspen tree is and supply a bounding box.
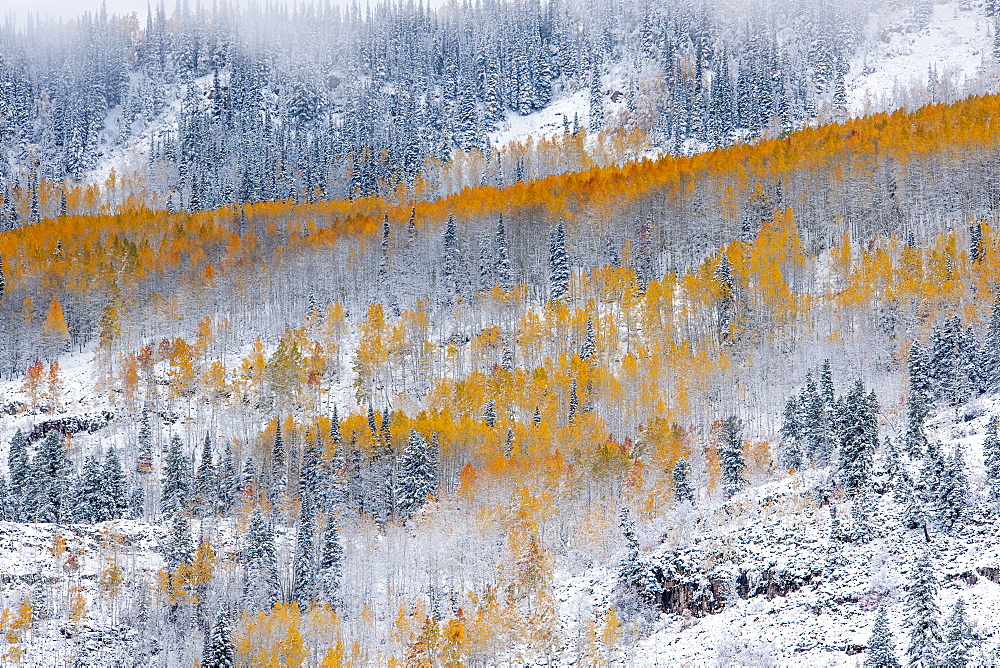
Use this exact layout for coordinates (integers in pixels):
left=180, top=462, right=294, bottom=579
left=40, top=299, right=70, bottom=354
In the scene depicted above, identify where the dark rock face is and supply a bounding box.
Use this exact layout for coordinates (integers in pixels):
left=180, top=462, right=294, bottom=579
left=24, top=412, right=113, bottom=443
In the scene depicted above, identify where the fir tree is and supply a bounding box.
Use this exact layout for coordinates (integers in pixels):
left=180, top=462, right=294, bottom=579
left=580, top=315, right=596, bottom=361
left=672, top=459, right=695, bottom=504
left=494, top=213, right=512, bottom=291
left=201, top=612, right=236, bottom=668
left=161, top=434, right=191, bottom=518
left=218, top=442, right=237, bottom=514
left=316, top=512, right=343, bottom=608
left=984, top=416, right=1000, bottom=501
left=483, top=399, right=496, bottom=428
left=101, top=447, right=130, bottom=521
left=720, top=416, right=747, bottom=499
left=943, top=598, right=974, bottom=668
left=165, top=512, right=194, bottom=570
left=549, top=220, right=569, bottom=301
left=270, top=421, right=286, bottom=501
left=983, top=290, right=1000, bottom=391
left=836, top=380, right=880, bottom=495
left=137, top=407, right=153, bottom=472
left=243, top=508, right=280, bottom=612
left=905, top=343, right=930, bottom=459
left=616, top=507, right=657, bottom=603
left=291, top=496, right=316, bottom=607
left=939, top=446, right=969, bottom=531
left=396, top=430, right=436, bottom=521
left=865, top=604, right=900, bottom=668
left=906, top=551, right=941, bottom=667
left=7, top=429, right=28, bottom=495
left=919, top=440, right=948, bottom=532
left=74, top=456, right=104, bottom=523
left=27, top=430, right=71, bottom=522
left=195, top=433, right=217, bottom=517
left=779, top=395, right=804, bottom=471
left=299, top=435, right=321, bottom=503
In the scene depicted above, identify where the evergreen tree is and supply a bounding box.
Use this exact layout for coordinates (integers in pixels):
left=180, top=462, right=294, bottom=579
left=7, top=429, right=28, bottom=495
left=616, top=507, right=657, bottom=603
left=195, top=433, right=217, bottom=517
left=165, top=512, right=194, bottom=570
left=396, top=430, right=436, bottom=521
left=270, top=422, right=286, bottom=501
left=316, top=512, right=343, bottom=608
left=982, top=290, right=1000, bottom=391
left=291, top=496, right=316, bottom=607
left=672, top=459, right=695, bottom=504
left=939, top=446, right=969, bottom=531
left=202, top=612, right=236, bottom=668
left=779, top=395, right=804, bottom=471
left=716, top=253, right=735, bottom=343
left=218, top=442, right=237, bottom=514
left=102, top=447, right=130, bottom=520
left=299, top=435, right=320, bottom=503
left=580, top=315, right=596, bottom=361
left=442, top=212, right=460, bottom=303
left=944, top=598, right=974, bottom=668
left=161, top=434, right=191, bottom=518
left=984, top=416, right=1000, bottom=501
left=720, top=416, right=747, bottom=499
left=919, top=440, right=948, bottom=532
left=27, top=430, right=71, bottom=522
left=836, top=380, right=880, bottom=495
left=137, top=406, right=153, bottom=472
left=906, top=551, right=941, bottom=667
left=483, top=399, right=497, bottom=428
left=549, top=220, right=569, bottom=301
left=905, top=342, right=931, bottom=457
left=243, top=508, right=280, bottom=612
left=865, top=604, right=900, bottom=668
left=74, top=456, right=104, bottom=523
left=494, top=213, right=512, bottom=291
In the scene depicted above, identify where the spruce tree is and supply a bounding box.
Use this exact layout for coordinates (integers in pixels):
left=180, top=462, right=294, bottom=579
left=865, top=604, right=900, bottom=668
left=270, top=422, right=286, bottom=501
left=291, top=496, right=316, bottom=607
left=7, top=429, right=28, bottom=495
left=905, top=342, right=931, bottom=457
left=616, top=507, right=657, bottom=603
left=836, top=380, right=880, bottom=495
left=985, top=416, right=1000, bottom=501
left=161, top=434, right=191, bottom=518
left=137, top=407, right=153, bottom=472
left=165, top=512, right=194, bottom=570
left=74, top=456, right=104, bottom=523
left=30, top=430, right=71, bottom=522
left=549, top=220, right=569, bottom=301
left=218, top=442, right=237, bottom=514
left=102, top=447, right=130, bottom=520
left=316, top=512, right=343, bottom=608
left=939, top=446, right=969, bottom=531
left=919, top=440, right=948, bottom=531
left=396, top=430, right=436, bottom=521
left=195, top=433, right=217, bottom=517
left=299, top=435, right=320, bottom=503
left=943, top=598, right=974, bottom=668
left=983, top=290, right=1000, bottom=391
left=243, top=508, right=280, bottom=612
left=201, top=612, right=236, bottom=668
left=906, top=551, right=941, bottom=667
left=483, top=399, right=496, bottom=428
left=719, top=416, right=747, bottom=499
left=580, top=315, right=596, bottom=361
left=779, top=395, right=803, bottom=471
left=672, top=459, right=695, bottom=504
left=494, top=213, right=512, bottom=291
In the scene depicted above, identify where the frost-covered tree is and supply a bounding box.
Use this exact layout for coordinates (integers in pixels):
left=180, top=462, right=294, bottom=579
left=673, top=459, right=695, bottom=504
left=943, top=598, right=975, bottom=668
left=25, top=430, right=71, bottom=523
left=291, top=496, right=316, bottom=607
left=243, top=508, right=280, bottom=612
left=580, top=315, right=596, bottom=362
left=102, top=447, right=130, bottom=521
left=616, top=507, right=657, bottom=604
left=7, top=429, right=28, bottom=497
left=905, top=342, right=931, bottom=457
left=316, top=512, right=343, bottom=608
left=165, top=512, right=194, bottom=570
left=866, top=604, right=900, bottom=668
left=161, top=434, right=191, bottom=518
left=202, top=613, right=235, bottom=668
left=73, top=456, right=104, bottom=523
left=906, top=551, right=941, bottom=667
left=494, top=213, right=512, bottom=291
left=984, top=416, right=1000, bottom=501
left=195, top=433, right=217, bottom=517
left=396, top=430, right=436, bottom=521
left=939, top=446, right=969, bottom=531
left=719, top=416, right=747, bottom=499
left=836, top=380, right=879, bottom=495
left=549, top=220, right=569, bottom=301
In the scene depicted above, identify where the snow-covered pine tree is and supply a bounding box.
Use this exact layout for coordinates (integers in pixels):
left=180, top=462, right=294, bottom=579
left=73, top=456, right=104, bottom=523
left=242, top=508, right=280, bottom=612
left=195, top=433, right=217, bottom=517
left=201, top=612, right=236, bottom=668
left=102, top=447, right=130, bottom=521
left=943, top=597, right=975, bottom=668
left=984, top=416, right=1000, bottom=501
left=291, top=495, right=316, bottom=607
left=28, top=430, right=71, bottom=522
left=396, top=430, right=436, bottom=521
left=672, top=459, right=695, bottom=504
left=720, top=416, right=747, bottom=499
left=716, top=253, right=735, bottom=343
left=580, top=315, right=596, bottom=362
left=494, top=213, right=512, bottom=291
left=161, top=434, right=191, bottom=518
left=779, top=395, right=803, bottom=471
left=836, top=380, right=880, bottom=495
left=137, top=406, right=153, bottom=472
left=982, top=290, right=1000, bottom=391
left=7, top=429, right=28, bottom=497
left=938, top=445, right=969, bottom=532
left=906, top=551, right=941, bottom=667
left=218, top=442, right=237, bottom=514
left=483, top=399, right=496, bottom=428
left=316, top=511, right=343, bottom=608
left=270, top=422, right=286, bottom=502
left=919, top=440, right=947, bottom=532
left=549, top=220, right=569, bottom=301
left=442, top=212, right=459, bottom=304
left=865, top=604, right=900, bottom=668
left=616, top=507, right=657, bottom=604
left=906, top=342, right=931, bottom=457
left=165, top=512, right=194, bottom=570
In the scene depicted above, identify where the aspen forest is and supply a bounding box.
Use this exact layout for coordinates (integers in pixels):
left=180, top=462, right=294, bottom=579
left=4, top=0, right=1000, bottom=665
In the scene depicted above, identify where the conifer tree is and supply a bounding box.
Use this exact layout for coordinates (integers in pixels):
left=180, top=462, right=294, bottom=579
left=720, top=417, right=747, bottom=499
left=202, top=612, right=236, bottom=668
left=616, top=507, right=657, bottom=603
left=270, top=422, right=286, bottom=501
left=27, top=430, right=71, bottom=522
left=494, top=213, right=512, bottom=291
left=549, top=220, right=569, bottom=301
left=672, top=459, right=695, bottom=504
left=943, top=598, right=974, bottom=668
left=299, top=435, right=320, bottom=503
left=939, top=446, right=969, bottom=531
left=291, top=496, right=316, bottom=607
left=985, top=416, right=1000, bottom=501
left=137, top=407, right=153, bottom=472
left=716, top=253, right=735, bottom=343
left=906, top=552, right=941, bottom=667
left=983, top=290, right=1000, bottom=391
left=483, top=399, right=497, bottom=428
left=396, top=430, right=436, bottom=521
left=580, top=315, right=596, bottom=361
left=865, top=604, right=900, bottom=668
left=316, top=512, right=343, bottom=608
left=7, top=429, right=28, bottom=496
left=161, top=434, right=191, bottom=518
left=836, top=380, right=880, bottom=495
left=243, top=508, right=280, bottom=612
left=74, top=456, right=104, bottom=523
left=919, top=440, right=948, bottom=531
left=165, top=512, right=194, bottom=570
left=779, top=395, right=803, bottom=471
left=906, top=342, right=931, bottom=457
left=102, top=447, right=129, bottom=520
left=218, top=442, right=237, bottom=514
left=195, top=433, right=217, bottom=517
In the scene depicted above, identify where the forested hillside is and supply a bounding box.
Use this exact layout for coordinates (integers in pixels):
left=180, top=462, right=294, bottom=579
left=2, top=61, right=1000, bottom=663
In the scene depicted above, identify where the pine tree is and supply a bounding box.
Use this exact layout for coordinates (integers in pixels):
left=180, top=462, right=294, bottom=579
left=483, top=399, right=497, bottom=428
left=218, top=442, right=237, bottom=514
left=836, top=380, right=880, bottom=495
left=137, top=407, right=153, bottom=473
left=494, top=213, right=512, bottom=291
left=28, top=430, right=71, bottom=522
left=165, top=512, right=194, bottom=570
left=720, top=416, right=747, bottom=499
left=939, top=446, right=969, bottom=531
left=865, top=605, right=900, bottom=668
left=982, top=290, right=1000, bottom=391
left=195, top=433, right=217, bottom=517
left=549, top=220, right=569, bottom=301
left=74, top=456, right=104, bottom=523
left=580, top=315, right=596, bottom=361
left=8, top=429, right=29, bottom=498
left=442, top=212, right=460, bottom=303
left=396, top=430, right=436, bottom=521
left=316, top=512, right=343, bottom=608
left=101, top=448, right=129, bottom=521
left=943, top=598, right=974, bottom=668
left=906, top=342, right=931, bottom=458
left=161, top=434, right=191, bottom=518
left=291, top=496, right=316, bottom=607
left=616, top=507, right=657, bottom=603
left=299, top=435, right=320, bottom=503
left=985, top=416, right=1000, bottom=501
left=270, top=421, right=286, bottom=501
left=906, top=551, right=941, bottom=667
left=243, top=508, right=280, bottom=612
left=919, top=440, right=948, bottom=532
left=779, top=395, right=804, bottom=471
left=672, top=459, right=695, bottom=504
left=202, top=612, right=236, bottom=668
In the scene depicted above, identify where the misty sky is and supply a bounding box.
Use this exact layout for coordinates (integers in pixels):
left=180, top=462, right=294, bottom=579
left=1, top=0, right=154, bottom=20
